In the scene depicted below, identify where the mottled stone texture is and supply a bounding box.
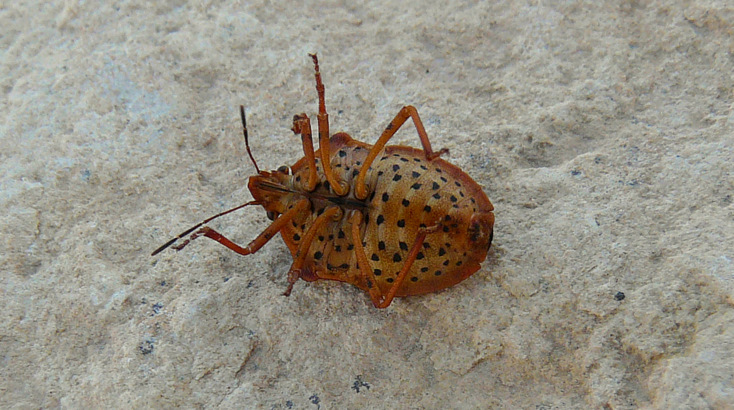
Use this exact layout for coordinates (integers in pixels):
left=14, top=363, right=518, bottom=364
left=1, top=1, right=732, bottom=408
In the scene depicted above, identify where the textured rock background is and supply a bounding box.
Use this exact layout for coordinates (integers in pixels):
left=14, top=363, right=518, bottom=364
left=2, top=1, right=733, bottom=408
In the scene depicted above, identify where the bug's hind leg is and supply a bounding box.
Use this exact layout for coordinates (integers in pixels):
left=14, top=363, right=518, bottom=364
left=354, top=105, right=449, bottom=199
left=308, top=53, right=348, bottom=196
left=348, top=210, right=440, bottom=308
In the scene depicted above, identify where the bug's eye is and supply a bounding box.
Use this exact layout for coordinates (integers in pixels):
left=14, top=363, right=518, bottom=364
left=277, top=165, right=290, bottom=174
left=266, top=211, right=279, bottom=221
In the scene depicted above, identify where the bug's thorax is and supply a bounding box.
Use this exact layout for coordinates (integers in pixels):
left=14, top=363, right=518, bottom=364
left=247, top=136, right=367, bottom=215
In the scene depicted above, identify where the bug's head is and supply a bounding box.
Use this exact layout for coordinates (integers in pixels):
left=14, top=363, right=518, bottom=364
left=247, top=165, right=295, bottom=220
left=239, top=105, right=298, bottom=220
left=466, top=211, right=495, bottom=253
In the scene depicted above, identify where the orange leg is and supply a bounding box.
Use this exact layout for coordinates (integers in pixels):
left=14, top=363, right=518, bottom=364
left=152, top=200, right=262, bottom=256
left=167, top=199, right=310, bottom=255
left=284, top=206, right=342, bottom=296
left=355, top=105, right=449, bottom=199
left=308, top=53, right=348, bottom=196
left=349, top=211, right=439, bottom=308
left=291, top=114, right=319, bottom=191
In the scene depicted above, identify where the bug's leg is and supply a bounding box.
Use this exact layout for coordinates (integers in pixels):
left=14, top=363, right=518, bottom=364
left=152, top=200, right=262, bottom=256
left=308, top=53, right=349, bottom=196
left=283, top=205, right=342, bottom=296
left=378, top=224, right=442, bottom=308
left=355, top=105, right=449, bottom=199
left=348, top=210, right=387, bottom=307
left=169, top=199, right=310, bottom=255
left=349, top=212, right=440, bottom=308
left=291, top=114, right=319, bottom=191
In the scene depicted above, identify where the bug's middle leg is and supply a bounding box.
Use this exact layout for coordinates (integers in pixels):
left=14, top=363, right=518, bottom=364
left=355, top=105, right=449, bottom=199
left=283, top=205, right=343, bottom=296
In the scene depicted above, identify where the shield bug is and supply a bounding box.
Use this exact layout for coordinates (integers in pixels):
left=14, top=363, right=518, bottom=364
left=152, top=54, right=494, bottom=308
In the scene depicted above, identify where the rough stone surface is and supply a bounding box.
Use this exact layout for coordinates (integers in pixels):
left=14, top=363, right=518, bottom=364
left=2, top=1, right=733, bottom=408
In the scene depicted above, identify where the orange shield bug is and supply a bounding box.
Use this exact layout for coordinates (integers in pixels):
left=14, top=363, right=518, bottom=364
left=152, top=54, right=494, bottom=308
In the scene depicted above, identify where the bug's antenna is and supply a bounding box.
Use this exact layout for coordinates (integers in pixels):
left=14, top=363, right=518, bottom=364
left=240, top=105, right=261, bottom=174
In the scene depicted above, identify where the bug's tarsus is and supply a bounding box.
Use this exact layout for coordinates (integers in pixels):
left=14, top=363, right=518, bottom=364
left=151, top=223, right=204, bottom=256
left=284, top=269, right=300, bottom=297
left=171, top=238, right=191, bottom=251
left=240, top=105, right=261, bottom=174
left=308, top=53, right=326, bottom=116
left=429, top=147, right=450, bottom=160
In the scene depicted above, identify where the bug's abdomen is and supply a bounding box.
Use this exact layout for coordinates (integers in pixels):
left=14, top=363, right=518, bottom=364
left=283, top=136, right=493, bottom=298
left=360, top=147, right=493, bottom=296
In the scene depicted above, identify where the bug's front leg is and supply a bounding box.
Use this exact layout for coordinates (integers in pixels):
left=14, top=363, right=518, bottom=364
left=162, top=199, right=310, bottom=256
left=291, top=113, right=319, bottom=191
left=354, top=105, right=449, bottom=199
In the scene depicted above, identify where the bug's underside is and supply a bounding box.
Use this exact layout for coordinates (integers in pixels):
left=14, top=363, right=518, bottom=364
left=153, top=54, right=494, bottom=308
left=253, top=134, right=494, bottom=298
